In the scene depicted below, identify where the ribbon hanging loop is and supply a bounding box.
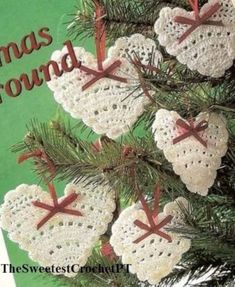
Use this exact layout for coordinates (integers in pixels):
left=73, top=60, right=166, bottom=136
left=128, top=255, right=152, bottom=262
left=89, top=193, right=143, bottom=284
left=80, top=0, right=128, bottom=90
left=18, top=149, right=82, bottom=230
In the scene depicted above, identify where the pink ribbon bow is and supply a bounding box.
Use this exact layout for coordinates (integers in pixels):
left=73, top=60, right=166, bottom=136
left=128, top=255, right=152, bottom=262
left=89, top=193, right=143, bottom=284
left=173, top=118, right=208, bottom=147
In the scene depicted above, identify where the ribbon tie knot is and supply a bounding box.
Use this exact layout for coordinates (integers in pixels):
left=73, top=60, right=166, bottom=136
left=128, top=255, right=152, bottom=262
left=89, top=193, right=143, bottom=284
left=80, top=0, right=127, bottom=90
left=133, top=185, right=173, bottom=244
left=174, top=0, right=223, bottom=44
left=173, top=118, right=208, bottom=147
left=33, top=183, right=82, bottom=230
left=18, top=150, right=82, bottom=230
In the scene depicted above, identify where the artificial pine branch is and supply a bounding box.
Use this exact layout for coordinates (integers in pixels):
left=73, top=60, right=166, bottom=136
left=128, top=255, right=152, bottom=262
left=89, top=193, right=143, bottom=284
left=67, top=0, right=160, bottom=43
left=67, top=1, right=210, bottom=44
left=162, top=193, right=235, bottom=286
left=12, top=119, right=186, bottom=201
left=12, top=117, right=235, bottom=199
left=12, top=115, right=235, bottom=264
left=160, top=197, right=235, bottom=286
left=159, top=262, right=234, bottom=286
left=128, top=54, right=235, bottom=120
left=66, top=0, right=235, bottom=117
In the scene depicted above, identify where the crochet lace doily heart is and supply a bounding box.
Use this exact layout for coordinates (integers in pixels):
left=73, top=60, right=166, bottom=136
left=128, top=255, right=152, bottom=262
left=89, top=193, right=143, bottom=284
left=47, top=34, right=162, bottom=139
left=154, top=0, right=235, bottom=77
left=110, top=197, right=191, bottom=285
left=152, top=109, right=228, bottom=195
left=0, top=181, right=115, bottom=277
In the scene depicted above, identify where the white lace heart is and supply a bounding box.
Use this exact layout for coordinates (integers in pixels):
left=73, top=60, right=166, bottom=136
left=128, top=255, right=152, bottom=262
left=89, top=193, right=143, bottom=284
left=0, top=181, right=115, bottom=277
left=152, top=109, right=229, bottom=195
left=154, top=0, right=235, bottom=77
left=47, top=34, right=162, bottom=139
left=110, top=197, right=191, bottom=285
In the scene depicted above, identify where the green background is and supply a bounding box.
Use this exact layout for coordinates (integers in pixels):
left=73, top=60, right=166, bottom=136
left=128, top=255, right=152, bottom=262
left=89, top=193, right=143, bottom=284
left=0, top=1, right=93, bottom=286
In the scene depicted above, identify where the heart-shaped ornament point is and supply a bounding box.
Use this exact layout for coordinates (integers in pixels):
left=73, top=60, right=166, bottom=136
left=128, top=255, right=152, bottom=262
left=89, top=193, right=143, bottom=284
left=0, top=181, right=115, bottom=277
left=110, top=197, right=191, bottom=285
left=154, top=0, right=235, bottom=77
left=47, top=34, right=162, bottom=139
left=152, top=109, right=229, bottom=195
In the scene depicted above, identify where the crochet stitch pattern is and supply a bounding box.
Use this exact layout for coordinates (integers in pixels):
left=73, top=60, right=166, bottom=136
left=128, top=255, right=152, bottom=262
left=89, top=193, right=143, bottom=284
left=110, top=197, right=191, bottom=284
left=47, top=34, right=162, bottom=139
left=152, top=109, right=228, bottom=195
left=154, top=0, right=235, bottom=77
left=0, top=181, right=115, bottom=277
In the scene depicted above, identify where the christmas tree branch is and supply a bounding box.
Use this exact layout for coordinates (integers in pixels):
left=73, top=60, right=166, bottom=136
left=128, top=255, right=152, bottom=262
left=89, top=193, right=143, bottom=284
left=160, top=194, right=235, bottom=286
left=128, top=54, right=235, bottom=120
left=159, top=262, right=234, bottom=286
left=67, top=0, right=162, bottom=43
left=12, top=118, right=235, bottom=199
left=67, top=0, right=210, bottom=44
left=12, top=118, right=235, bottom=285
left=12, top=119, right=188, bottom=201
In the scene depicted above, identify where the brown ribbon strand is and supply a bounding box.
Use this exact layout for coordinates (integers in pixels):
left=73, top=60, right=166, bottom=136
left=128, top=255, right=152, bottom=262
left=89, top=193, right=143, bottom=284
left=174, top=0, right=223, bottom=44
left=82, top=60, right=127, bottom=91
left=94, top=0, right=106, bottom=70
left=79, top=64, right=127, bottom=87
left=173, top=118, right=208, bottom=147
left=18, top=149, right=56, bottom=179
left=80, top=0, right=128, bottom=90
left=18, top=149, right=82, bottom=229
left=133, top=185, right=173, bottom=244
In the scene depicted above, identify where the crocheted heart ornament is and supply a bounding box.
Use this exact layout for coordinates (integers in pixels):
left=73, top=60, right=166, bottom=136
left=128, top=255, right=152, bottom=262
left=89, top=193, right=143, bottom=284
left=154, top=0, right=235, bottom=77
left=0, top=181, right=115, bottom=277
left=152, top=109, right=228, bottom=195
left=110, top=196, right=191, bottom=285
left=47, top=34, right=162, bottom=139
